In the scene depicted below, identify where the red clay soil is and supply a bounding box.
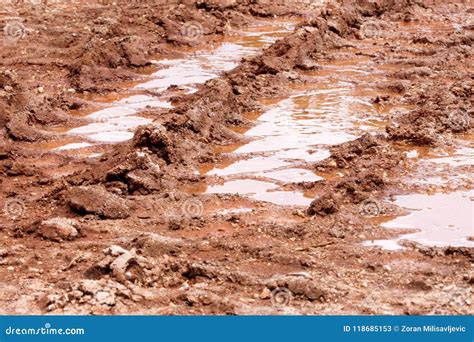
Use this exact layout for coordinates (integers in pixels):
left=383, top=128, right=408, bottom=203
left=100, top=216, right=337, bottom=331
left=0, top=0, right=472, bottom=314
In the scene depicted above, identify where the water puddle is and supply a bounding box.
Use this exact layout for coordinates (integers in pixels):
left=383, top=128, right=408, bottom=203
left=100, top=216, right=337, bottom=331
left=52, top=22, right=295, bottom=152
left=48, top=18, right=472, bottom=248
left=204, top=52, right=410, bottom=206
left=61, top=95, right=170, bottom=148
left=423, top=146, right=474, bottom=168
left=369, top=191, right=474, bottom=249
left=364, top=134, right=474, bottom=249
left=363, top=133, right=473, bottom=251
left=136, top=25, right=293, bottom=94
left=404, top=135, right=474, bottom=168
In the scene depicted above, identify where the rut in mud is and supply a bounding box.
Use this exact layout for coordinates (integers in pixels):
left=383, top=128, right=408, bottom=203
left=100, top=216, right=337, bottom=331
left=46, top=22, right=296, bottom=153
left=0, top=0, right=473, bottom=315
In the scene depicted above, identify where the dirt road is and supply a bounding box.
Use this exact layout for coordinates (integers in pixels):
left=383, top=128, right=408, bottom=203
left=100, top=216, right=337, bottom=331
left=0, top=0, right=472, bottom=314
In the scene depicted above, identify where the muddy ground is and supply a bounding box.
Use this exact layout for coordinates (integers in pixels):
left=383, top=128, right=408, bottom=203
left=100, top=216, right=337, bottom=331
left=0, top=0, right=473, bottom=314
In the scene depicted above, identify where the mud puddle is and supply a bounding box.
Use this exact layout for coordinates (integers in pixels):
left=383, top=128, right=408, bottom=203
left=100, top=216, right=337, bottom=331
left=366, top=190, right=474, bottom=249
left=366, top=135, right=474, bottom=250
left=204, top=53, right=411, bottom=206
left=136, top=25, right=293, bottom=92
left=202, top=20, right=473, bottom=249
left=52, top=22, right=295, bottom=154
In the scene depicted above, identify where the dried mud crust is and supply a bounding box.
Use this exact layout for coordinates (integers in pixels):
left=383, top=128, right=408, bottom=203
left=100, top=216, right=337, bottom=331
left=0, top=1, right=473, bottom=315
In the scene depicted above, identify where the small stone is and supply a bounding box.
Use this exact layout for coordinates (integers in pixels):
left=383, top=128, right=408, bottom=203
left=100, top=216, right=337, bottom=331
left=95, top=291, right=115, bottom=306
left=180, top=283, right=190, bottom=291
left=4, top=85, right=13, bottom=92
left=305, top=284, right=325, bottom=302
left=281, top=71, right=300, bottom=81
left=104, top=245, right=128, bottom=257
left=37, top=217, right=79, bottom=241
left=297, top=57, right=320, bottom=71
left=109, top=251, right=135, bottom=282
left=259, top=287, right=271, bottom=299
left=287, top=272, right=312, bottom=279
left=69, top=290, right=83, bottom=299
left=37, top=86, right=44, bottom=93
left=67, top=88, right=76, bottom=93
left=78, top=279, right=102, bottom=295
left=293, top=209, right=305, bottom=218
left=383, top=265, right=392, bottom=272
left=233, top=85, right=246, bottom=95
left=200, top=294, right=212, bottom=306
left=7, top=266, right=14, bottom=271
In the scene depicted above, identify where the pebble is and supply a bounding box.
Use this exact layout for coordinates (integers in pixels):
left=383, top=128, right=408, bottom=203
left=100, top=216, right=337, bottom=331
left=95, top=291, right=115, bottom=306
left=259, top=287, right=271, bottom=299
left=293, top=209, right=305, bottom=218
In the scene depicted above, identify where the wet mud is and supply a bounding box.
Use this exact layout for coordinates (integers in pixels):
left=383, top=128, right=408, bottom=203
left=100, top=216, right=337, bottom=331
left=0, top=0, right=473, bottom=315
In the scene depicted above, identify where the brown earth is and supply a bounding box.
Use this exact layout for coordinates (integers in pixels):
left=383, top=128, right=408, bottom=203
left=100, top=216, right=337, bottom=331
left=0, top=0, right=472, bottom=315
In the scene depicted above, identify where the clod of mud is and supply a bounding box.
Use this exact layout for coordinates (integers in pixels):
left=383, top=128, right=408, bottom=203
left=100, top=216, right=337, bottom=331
left=103, top=245, right=153, bottom=284
left=67, top=185, right=131, bottom=219
left=307, top=193, right=339, bottom=216
left=184, top=262, right=258, bottom=286
left=84, top=245, right=153, bottom=286
left=266, top=273, right=330, bottom=302
left=132, top=233, right=187, bottom=257
left=37, top=217, right=80, bottom=242
left=132, top=125, right=175, bottom=164
left=387, top=81, right=473, bottom=145
left=106, top=149, right=163, bottom=194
